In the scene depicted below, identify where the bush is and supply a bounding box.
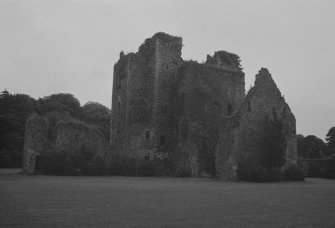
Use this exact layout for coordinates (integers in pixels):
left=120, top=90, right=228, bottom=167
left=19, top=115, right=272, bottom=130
left=297, top=157, right=309, bottom=176
left=109, top=158, right=137, bottom=176
left=39, top=146, right=108, bottom=176
left=305, top=158, right=335, bottom=179
left=0, top=148, right=12, bottom=168
left=110, top=158, right=168, bottom=177
left=138, top=160, right=168, bottom=177
left=85, top=157, right=109, bottom=176
left=137, top=160, right=157, bottom=177
left=284, top=165, right=305, bottom=181
left=320, top=159, right=335, bottom=179
left=237, top=159, right=282, bottom=182
left=41, top=150, right=77, bottom=175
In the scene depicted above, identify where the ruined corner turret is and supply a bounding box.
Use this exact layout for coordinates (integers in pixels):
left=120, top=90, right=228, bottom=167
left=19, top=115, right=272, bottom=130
left=206, top=51, right=243, bottom=73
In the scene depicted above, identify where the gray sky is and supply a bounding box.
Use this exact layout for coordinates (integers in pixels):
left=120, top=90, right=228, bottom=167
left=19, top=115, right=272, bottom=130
left=1, top=0, right=334, bottom=140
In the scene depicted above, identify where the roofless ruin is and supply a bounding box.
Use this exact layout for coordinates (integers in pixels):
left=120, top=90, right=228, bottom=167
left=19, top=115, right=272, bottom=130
left=110, top=32, right=297, bottom=178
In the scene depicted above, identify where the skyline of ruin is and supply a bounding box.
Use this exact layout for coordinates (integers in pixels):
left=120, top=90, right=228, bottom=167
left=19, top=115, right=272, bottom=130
left=0, top=0, right=334, bottom=139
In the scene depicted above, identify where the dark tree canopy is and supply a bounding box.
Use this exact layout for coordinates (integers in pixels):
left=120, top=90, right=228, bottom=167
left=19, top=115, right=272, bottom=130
left=260, top=112, right=287, bottom=170
left=326, top=127, right=335, bottom=157
left=36, top=93, right=81, bottom=118
left=237, top=111, right=288, bottom=182
left=297, top=134, right=326, bottom=159
left=0, top=90, right=36, bottom=167
left=81, top=102, right=110, bottom=124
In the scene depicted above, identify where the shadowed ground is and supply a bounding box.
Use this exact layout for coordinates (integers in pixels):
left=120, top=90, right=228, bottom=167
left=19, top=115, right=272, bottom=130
left=0, top=169, right=334, bottom=227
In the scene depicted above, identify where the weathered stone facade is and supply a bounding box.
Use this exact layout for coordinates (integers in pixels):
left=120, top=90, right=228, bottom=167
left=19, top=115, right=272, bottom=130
left=23, top=112, right=109, bottom=174
left=215, top=68, right=297, bottom=179
left=111, top=33, right=182, bottom=161
left=22, top=113, right=48, bottom=174
left=111, top=32, right=297, bottom=179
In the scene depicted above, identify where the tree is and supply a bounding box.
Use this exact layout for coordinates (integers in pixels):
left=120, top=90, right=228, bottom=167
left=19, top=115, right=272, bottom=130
left=237, top=111, right=288, bottom=182
left=297, top=135, right=326, bottom=159
left=260, top=112, right=287, bottom=170
left=325, top=127, right=335, bottom=157
left=81, top=102, right=111, bottom=140
left=81, top=102, right=110, bottom=126
left=36, top=93, right=81, bottom=118
left=0, top=90, right=36, bottom=167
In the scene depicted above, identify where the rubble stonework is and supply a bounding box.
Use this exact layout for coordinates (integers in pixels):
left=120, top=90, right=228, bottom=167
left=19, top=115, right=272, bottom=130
left=56, top=120, right=109, bottom=160
left=22, top=113, right=109, bottom=174
left=215, top=68, right=297, bottom=178
left=111, top=32, right=297, bottom=178
left=110, top=33, right=182, bottom=161
left=22, top=113, right=48, bottom=174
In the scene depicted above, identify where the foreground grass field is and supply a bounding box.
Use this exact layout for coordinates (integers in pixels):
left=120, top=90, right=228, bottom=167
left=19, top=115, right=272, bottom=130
left=0, top=169, right=335, bottom=227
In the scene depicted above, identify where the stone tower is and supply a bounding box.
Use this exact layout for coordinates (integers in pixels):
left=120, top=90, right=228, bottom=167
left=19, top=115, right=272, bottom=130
left=110, top=32, right=182, bottom=161
left=110, top=33, right=297, bottom=178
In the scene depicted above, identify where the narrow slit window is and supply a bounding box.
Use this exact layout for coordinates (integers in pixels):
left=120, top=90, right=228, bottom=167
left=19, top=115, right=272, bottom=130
left=118, top=101, right=121, bottom=110
left=145, top=130, right=150, bottom=139
left=213, top=101, right=219, bottom=106
left=117, top=78, right=122, bottom=89
left=160, top=135, right=165, bottom=146
left=227, top=104, right=233, bottom=115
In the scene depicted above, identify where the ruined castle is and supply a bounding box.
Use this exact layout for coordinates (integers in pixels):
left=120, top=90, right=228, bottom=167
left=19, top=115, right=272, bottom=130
left=22, top=32, right=297, bottom=178
left=111, top=32, right=297, bottom=178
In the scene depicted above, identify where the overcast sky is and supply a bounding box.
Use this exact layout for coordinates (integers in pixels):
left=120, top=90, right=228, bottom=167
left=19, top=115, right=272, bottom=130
left=1, top=0, right=334, bottom=140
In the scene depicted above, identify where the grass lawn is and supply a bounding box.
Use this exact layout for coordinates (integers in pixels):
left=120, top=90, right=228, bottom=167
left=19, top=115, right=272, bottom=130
left=0, top=169, right=335, bottom=227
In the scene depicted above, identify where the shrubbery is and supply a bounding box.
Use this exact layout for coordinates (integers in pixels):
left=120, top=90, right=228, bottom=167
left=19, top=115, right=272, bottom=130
left=284, top=165, right=305, bottom=181
left=39, top=146, right=108, bottom=176
left=238, top=161, right=306, bottom=182
left=306, top=158, right=335, bottom=179
left=109, top=158, right=169, bottom=177
left=109, top=158, right=137, bottom=176
left=237, top=159, right=283, bottom=182
left=237, top=112, right=291, bottom=182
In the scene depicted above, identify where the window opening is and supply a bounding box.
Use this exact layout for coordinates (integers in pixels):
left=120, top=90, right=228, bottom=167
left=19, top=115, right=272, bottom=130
left=160, top=135, right=165, bottom=146
left=117, top=78, right=122, bottom=89
left=145, top=130, right=150, bottom=139
left=227, top=104, right=233, bottom=115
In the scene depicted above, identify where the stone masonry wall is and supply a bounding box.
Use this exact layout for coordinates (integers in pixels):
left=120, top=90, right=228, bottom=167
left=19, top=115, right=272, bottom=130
left=111, top=33, right=182, bottom=162
left=56, top=120, right=109, bottom=160
left=110, top=33, right=297, bottom=179
left=172, top=56, right=245, bottom=177
left=215, top=68, right=297, bottom=178
left=23, top=112, right=109, bottom=174
left=22, top=113, right=48, bottom=174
